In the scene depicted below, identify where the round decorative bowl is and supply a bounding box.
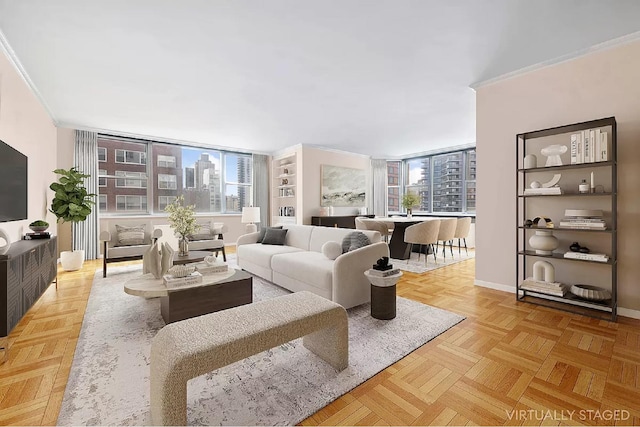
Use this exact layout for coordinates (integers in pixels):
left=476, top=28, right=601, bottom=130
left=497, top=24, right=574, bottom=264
left=570, top=284, right=611, bottom=301
left=168, top=265, right=195, bottom=278
left=29, top=225, right=48, bottom=233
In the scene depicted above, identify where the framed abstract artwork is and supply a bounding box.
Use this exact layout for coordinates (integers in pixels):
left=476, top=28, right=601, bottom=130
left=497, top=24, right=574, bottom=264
left=321, top=165, right=366, bottom=207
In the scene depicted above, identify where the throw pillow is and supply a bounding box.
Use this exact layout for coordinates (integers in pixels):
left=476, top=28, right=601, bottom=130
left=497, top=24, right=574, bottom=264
left=262, top=228, right=288, bottom=245
left=257, top=225, right=283, bottom=243
left=188, top=222, right=213, bottom=241
left=160, top=242, right=174, bottom=276
left=142, top=241, right=161, bottom=279
left=321, top=241, right=342, bottom=260
left=341, top=231, right=371, bottom=253
left=115, top=224, right=145, bottom=246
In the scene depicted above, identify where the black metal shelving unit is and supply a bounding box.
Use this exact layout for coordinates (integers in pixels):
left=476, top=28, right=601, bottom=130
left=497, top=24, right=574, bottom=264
left=516, top=117, right=617, bottom=321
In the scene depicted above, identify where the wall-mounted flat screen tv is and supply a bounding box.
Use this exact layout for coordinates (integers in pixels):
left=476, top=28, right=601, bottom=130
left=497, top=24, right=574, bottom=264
left=0, top=139, right=28, bottom=222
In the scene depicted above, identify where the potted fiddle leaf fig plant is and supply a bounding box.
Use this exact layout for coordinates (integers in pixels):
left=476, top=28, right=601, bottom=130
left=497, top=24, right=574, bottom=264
left=401, top=192, right=421, bottom=218
left=50, top=167, right=96, bottom=271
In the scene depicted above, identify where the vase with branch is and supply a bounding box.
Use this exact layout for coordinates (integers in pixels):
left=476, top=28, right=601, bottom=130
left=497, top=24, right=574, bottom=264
left=401, top=192, right=421, bottom=219
left=165, top=195, right=199, bottom=256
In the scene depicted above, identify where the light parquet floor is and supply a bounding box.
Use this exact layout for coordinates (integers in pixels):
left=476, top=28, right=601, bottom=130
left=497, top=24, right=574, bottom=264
left=0, top=252, right=639, bottom=426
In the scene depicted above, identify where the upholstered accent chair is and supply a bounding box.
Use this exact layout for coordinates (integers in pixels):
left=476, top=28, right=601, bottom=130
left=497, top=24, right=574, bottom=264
left=100, top=220, right=162, bottom=277
left=357, top=218, right=392, bottom=242
left=454, top=217, right=472, bottom=255
left=404, top=220, right=441, bottom=264
left=436, top=218, right=458, bottom=260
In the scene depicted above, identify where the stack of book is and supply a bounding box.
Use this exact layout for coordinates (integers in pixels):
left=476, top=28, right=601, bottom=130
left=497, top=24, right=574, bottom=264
left=523, top=187, right=562, bottom=195
left=570, top=128, right=608, bottom=164
left=564, top=252, right=609, bottom=262
left=195, top=262, right=229, bottom=275
left=163, top=271, right=203, bottom=288
left=24, top=232, right=51, bottom=240
left=520, top=278, right=567, bottom=297
left=368, top=268, right=400, bottom=277
left=559, top=216, right=606, bottom=230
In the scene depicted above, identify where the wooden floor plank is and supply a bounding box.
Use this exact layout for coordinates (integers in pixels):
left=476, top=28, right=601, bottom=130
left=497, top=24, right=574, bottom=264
left=0, top=251, right=637, bottom=426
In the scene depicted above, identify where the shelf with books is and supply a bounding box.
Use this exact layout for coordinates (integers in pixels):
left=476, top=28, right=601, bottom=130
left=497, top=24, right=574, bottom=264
left=516, top=117, right=617, bottom=321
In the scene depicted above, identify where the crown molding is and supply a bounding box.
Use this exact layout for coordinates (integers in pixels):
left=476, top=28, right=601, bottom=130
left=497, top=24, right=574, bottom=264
left=470, top=30, right=640, bottom=90
left=0, top=28, right=59, bottom=124
left=57, top=121, right=272, bottom=156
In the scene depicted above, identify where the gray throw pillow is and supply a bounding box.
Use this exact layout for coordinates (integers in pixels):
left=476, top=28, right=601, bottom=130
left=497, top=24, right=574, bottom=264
left=341, top=231, right=371, bottom=253
left=257, top=226, right=283, bottom=243
left=115, top=224, right=146, bottom=246
left=262, top=228, right=288, bottom=245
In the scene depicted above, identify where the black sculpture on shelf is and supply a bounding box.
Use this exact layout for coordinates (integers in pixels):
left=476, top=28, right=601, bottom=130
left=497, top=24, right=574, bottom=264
left=570, top=242, right=590, bottom=253
left=373, top=256, right=393, bottom=271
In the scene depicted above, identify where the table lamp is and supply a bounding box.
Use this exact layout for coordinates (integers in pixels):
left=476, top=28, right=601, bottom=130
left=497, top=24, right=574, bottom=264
left=241, top=207, right=261, bottom=233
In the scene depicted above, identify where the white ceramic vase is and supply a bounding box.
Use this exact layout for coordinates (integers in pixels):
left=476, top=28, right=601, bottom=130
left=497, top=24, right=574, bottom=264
left=0, top=228, right=11, bottom=255
left=60, top=250, right=85, bottom=271
left=529, top=230, right=559, bottom=255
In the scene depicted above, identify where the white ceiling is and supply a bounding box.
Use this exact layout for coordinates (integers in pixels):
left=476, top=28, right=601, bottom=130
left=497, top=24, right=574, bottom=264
left=1, top=1, right=640, bottom=158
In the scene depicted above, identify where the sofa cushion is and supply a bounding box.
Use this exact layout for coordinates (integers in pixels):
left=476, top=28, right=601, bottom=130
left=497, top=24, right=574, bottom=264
left=257, top=226, right=283, bottom=243
left=321, top=241, right=342, bottom=260
left=341, top=231, right=371, bottom=253
left=115, top=224, right=146, bottom=246
left=108, top=244, right=150, bottom=259
left=271, top=251, right=334, bottom=292
left=262, top=228, right=288, bottom=245
left=237, top=243, right=303, bottom=270
left=282, top=225, right=313, bottom=250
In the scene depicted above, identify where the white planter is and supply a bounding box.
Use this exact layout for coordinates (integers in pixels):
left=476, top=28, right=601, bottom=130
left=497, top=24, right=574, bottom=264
left=61, top=250, right=85, bottom=271
left=529, top=230, right=559, bottom=255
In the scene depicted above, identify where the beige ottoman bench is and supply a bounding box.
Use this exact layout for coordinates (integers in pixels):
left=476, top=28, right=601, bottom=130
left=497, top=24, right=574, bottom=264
left=150, top=291, right=349, bottom=426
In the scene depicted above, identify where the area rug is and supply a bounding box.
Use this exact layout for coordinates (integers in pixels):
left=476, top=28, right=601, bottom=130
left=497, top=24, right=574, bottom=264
left=57, top=265, right=464, bottom=426
left=392, top=248, right=475, bottom=274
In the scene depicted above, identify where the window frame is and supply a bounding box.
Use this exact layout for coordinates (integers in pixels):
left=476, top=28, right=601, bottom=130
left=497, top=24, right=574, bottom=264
left=98, top=147, right=107, bottom=162
left=157, top=173, right=177, bottom=190
left=115, top=170, right=147, bottom=189
left=115, top=195, right=148, bottom=212
left=115, top=149, right=147, bottom=165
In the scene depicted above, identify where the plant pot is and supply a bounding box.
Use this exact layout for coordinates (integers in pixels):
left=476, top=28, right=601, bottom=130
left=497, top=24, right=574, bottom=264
left=29, top=225, right=49, bottom=233
left=60, top=250, right=85, bottom=271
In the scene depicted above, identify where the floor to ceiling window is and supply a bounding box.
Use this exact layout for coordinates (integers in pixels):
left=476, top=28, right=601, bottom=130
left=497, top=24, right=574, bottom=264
left=388, top=147, right=475, bottom=214
left=97, top=136, right=253, bottom=215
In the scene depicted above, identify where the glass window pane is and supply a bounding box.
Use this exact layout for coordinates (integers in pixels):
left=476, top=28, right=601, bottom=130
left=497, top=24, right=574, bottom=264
left=181, top=147, right=222, bottom=212
left=406, top=158, right=430, bottom=212
left=98, top=147, right=107, bottom=162
left=224, top=184, right=251, bottom=213
left=387, top=161, right=401, bottom=212
left=432, top=152, right=463, bottom=212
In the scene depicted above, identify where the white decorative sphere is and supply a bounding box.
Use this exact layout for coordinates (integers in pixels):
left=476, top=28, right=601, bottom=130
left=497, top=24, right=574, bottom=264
left=529, top=230, right=559, bottom=255
left=530, top=181, right=541, bottom=189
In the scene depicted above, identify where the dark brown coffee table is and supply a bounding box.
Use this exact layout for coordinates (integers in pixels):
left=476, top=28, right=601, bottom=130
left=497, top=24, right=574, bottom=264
left=172, top=250, right=212, bottom=265
left=160, top=269, right=253, bottom=324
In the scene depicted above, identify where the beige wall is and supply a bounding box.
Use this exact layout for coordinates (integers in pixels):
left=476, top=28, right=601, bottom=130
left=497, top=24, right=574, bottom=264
left=300, top=146, right=371, bottom=224
left=56, top=127, right=75, bottom=254
left=0, top=51, right=57, bottom=243
left=476, top=40, right=640, bottom=315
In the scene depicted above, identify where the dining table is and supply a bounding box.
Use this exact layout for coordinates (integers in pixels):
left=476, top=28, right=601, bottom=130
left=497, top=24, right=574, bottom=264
left=379, top=217, right=440, bottom=260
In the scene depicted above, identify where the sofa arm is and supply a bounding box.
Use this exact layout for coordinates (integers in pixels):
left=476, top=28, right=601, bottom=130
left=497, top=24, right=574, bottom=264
left=99, top=230, right=111, bottom=242
left=333, top=241, right=390, bottom=309
left=236, top=232, right=260, bottom=247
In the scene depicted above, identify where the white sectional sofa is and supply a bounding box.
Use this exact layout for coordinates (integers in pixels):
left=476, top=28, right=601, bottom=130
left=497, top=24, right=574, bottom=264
left=236, top=224, right=389, bottom=309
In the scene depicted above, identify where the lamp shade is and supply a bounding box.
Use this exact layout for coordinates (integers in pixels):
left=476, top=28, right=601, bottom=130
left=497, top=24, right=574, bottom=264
left=241, top=207, right=261, bottom=223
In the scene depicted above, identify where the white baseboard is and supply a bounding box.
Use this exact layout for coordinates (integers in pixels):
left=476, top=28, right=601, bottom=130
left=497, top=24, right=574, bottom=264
left=617, top=307, right=640, bottom=320
left=474, top=279, right=515, bottom=294
left=474, top=280, right=640, bottom=320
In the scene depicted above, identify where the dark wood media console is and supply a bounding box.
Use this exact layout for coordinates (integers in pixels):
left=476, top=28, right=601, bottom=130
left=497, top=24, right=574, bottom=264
left=311, top=215, right=374, bottom=229
left=0, top=237, right=57, bottom=337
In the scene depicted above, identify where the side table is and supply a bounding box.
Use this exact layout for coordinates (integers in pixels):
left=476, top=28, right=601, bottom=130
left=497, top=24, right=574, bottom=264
left=364, top=269, right=403, bottom=320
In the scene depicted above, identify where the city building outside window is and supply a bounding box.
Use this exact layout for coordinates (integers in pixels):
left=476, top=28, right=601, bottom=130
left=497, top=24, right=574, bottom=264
left=97, top=137, right=253, bottom=215
left=98, top=194, right=107, bottom=211
left=98, top=147, right=107, bottom=162
left=115, top=171, right=147, bottom=188
left=158, top=174, right=177, bottom=190
left=397, top=148, right=475, bottom=214
left=158, top=195, right=177, bottom=211
left=115, top=149, right=147, bottom=165
left=116, top=195, right=147, bottom=211
left=387, top=161, right=401, bottom=212
left=157, top=155, right=176, bottom=168
left=98, top=169, right=107, bottom=187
